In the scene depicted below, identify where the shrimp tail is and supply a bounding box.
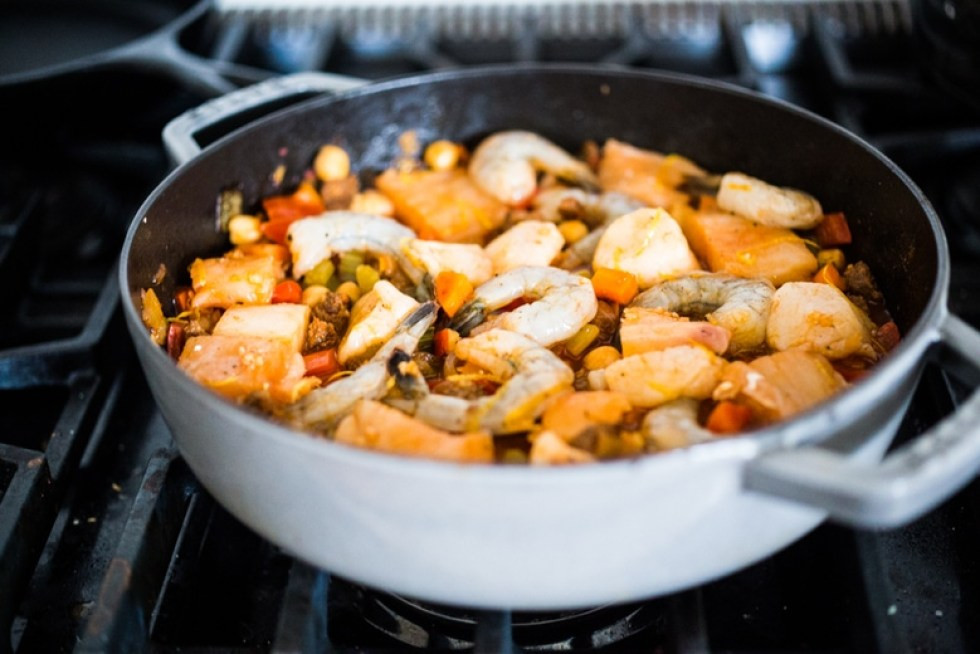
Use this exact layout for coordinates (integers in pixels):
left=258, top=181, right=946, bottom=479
left=448, top=299, right=488, bottom=336
left=677, top=173, right=722, bottom=198
left=386, top=349, right=428, bottom=399
left=402, top=300, right=437, bottom=330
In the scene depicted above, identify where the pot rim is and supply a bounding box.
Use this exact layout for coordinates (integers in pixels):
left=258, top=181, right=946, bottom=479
left=118, top=62, right=952, bottom=482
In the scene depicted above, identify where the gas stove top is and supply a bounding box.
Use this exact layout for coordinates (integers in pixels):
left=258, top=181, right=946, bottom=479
left=2, top=1, right=980, bottom=651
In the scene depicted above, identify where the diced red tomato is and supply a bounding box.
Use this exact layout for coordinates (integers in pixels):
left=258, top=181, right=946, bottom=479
left=260, top=218, right=293, bottom=245
left=271, top=279, right=302, bottom=304
left=260, top=181, right=326, bottom=244
left=303, top=348, right=340, bottom=379
left=814, top=212, right=852, bottom=247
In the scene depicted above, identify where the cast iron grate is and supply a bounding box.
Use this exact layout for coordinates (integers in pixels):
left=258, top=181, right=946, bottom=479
left=1, top=0, right=979, bottom=652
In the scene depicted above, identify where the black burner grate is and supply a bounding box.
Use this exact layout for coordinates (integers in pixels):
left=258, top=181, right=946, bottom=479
left=1, top=1, right=979, bottom=652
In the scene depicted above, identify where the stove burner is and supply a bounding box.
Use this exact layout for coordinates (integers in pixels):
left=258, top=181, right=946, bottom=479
left=345, top=585, right=667, bottom=650
left=944, top=160, right=980, bottom=255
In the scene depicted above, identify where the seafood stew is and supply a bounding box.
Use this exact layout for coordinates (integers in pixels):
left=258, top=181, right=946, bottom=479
left=140, top=127, right=902, bottom=465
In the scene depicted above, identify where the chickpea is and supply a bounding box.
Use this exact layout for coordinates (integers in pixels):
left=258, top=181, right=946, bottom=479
left=557, top=220, right=589, bottom=244
left=336, top=281, right=361, bottom=304
left=583, top=345, right=621, bottom=371
left=302, top=285, right=329, bottom=306
left=424, top=140, right=463, bottom=171
left=314, top=144, right=351, bottom=182
left=349, top=190, right=395, bottom=216
left=228, top=214, right=262, bottom=245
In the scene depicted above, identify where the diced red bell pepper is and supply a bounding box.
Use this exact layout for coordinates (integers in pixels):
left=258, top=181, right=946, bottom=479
left=303, top=348, right=340, bottom=379
left=260, top=181, right=326, bottom=244
left=271, top=279, right=303, bottom=304
left=814, top=212, right=852, bottom=247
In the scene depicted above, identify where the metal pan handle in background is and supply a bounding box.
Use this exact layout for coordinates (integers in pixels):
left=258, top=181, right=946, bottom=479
left=745, top=312, right=980, bottom=528
left=162, top=71, right=369, bottom=165
left=101, top=0, right=281, bottom=98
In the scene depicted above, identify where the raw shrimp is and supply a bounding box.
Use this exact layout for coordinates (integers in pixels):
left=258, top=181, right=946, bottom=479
left=766, top=281, right=876, bottom=360
left=632, top=273, right=774, bottom=355
left=532, top=188, right=646, bottom=225
left=642, top=398, right=715, bottom=451
left=592, top=208, right=701, bottom=288
left=528, top=431, right=596, bottom=465
left=589, top=344, right=725, bottom=408
left=716, top=172, right=823, bottom=229
left=619, top=307, right=731, bottom=356
left=449, top=266, right=598, bottom=347
left=387, top=328, right=575, bottom=434
left=339, top=280, right=420, bottom=364
left=286, top=211, right=421, bottom=282
left=531, top=188, right=647, bottom=270
left=281, top=302, right=436, bottom=432
left=484, top=220, right=564, bottom=273
left=468, top=130, right=598, bottom=206
left=334, top=400, right=494, bottom=463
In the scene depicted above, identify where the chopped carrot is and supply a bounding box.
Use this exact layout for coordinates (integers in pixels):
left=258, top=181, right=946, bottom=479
left=876, top=320, right=901, bottom=352
left=434, top=328, right=460, bottom=357
left=698, top=195, right=718, bottom=211
left=591, top=267, right=639, bottom=305
left=260, top=181, right=326, bottom=244
left=814, top=212, right=852, bottom=247
left=271, top=279, right=303, bottom=304
left=434, top=271, right=474, bottom=318
left=812, top=262, right=846, bottom=290
left=303, top=348, right=340, bottom=379
left=706, top=401, right=753, bottom=434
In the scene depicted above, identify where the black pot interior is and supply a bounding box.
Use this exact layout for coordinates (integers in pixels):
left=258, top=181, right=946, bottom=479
left=126, top=67, right=942, bottom=336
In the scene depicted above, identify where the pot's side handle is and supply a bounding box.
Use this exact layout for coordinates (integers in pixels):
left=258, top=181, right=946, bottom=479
left=162, top=71, right=369, bottom=166
left=744, top=313, right=980, bottom=528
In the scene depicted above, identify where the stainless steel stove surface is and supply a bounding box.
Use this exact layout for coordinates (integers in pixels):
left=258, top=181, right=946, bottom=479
left=2, top=1, right=979, bottom=651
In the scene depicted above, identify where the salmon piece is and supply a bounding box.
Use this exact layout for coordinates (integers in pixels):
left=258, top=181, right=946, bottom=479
left=681, top=211, right=817, bottom=286
left=716, top=350, right=846, bottom=422
left=189, top=253, right=284, bottom=309
left=334, top=400, right=494, bottom=463
left=541, top=390, right=632, bottom=441
left=597, top=139, right=704, bottom=208
left=619, top=307, right=731, bottom=356
left=375, top=168, right=507, bottom=243
left=178, top=334, right=318, bottom=404
left=213, top=303, right=310, bottom=352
